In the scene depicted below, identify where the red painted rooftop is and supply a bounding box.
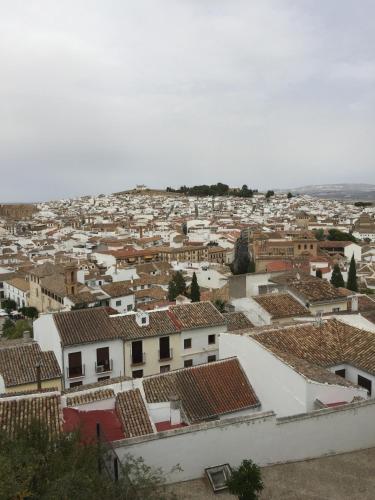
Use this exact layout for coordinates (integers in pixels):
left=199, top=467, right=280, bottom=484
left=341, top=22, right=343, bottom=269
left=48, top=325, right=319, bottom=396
left=63, top=408, right=124, bottom=442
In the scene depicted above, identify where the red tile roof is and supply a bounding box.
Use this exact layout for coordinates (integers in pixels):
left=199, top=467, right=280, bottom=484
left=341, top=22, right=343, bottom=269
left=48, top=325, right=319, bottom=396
left=143, top=358, right=260, bottom=423
left=115, top=389, right=154, bottom=438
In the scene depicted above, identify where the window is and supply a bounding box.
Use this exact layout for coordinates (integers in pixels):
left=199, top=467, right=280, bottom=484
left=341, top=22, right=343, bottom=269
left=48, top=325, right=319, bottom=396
left=131, top=340, right=144, bottom=364
left=335, top=369, right=346, bottom=378
left=304, top=244, right=307, bottom=249
left=96, top=347, right=110, bottom=372
left=141, top=316, right=147, bottom=324
left=184, top=359, right=193, bottom=368
left=132, top=369, right=143, bottom=379
left=69, top=381, right=82, bottom=388
left=208, top=334, right=216, bottom=345
left=116, top=300, right=121, bottom=306
left=298, top=244, right=301, bottom=250
left=184, top=338, right=192, bottom=349
left=332, top=307, right=340, bottom=313
left=310, top=244, right=313, bottom=249
left=159, top=336, right=171, bottom=360
left=358, top=375, right=372, bottom=395
left=98, top=376, right=110, bottom=381
left=127, top=304, right=133, bottom=311
left=208, top=355, right=216, bottom=363
left=160, top=365, right=170, bottom=373
left=205, top=464, right=232, bottom=492
left=68, top=351, right=83, bottom=378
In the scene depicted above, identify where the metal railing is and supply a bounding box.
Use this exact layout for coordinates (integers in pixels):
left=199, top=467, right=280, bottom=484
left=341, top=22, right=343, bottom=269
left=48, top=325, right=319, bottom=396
left=95, top=359, right=113, bottom=374
left=158, top=347, right=173, bottom=361
left=130, top=352, right=146, bottom=366
left=67, top=364, right=85, bottom=379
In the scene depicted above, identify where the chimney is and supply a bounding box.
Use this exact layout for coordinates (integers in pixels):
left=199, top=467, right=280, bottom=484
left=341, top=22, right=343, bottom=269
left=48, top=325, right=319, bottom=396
left=23, top=330, right=31, bottom=340
left=351, top=295, right=358, bottom=312
left=169, top=394, right=181, bottom=425
left=36, top=360, right=42, bottom=391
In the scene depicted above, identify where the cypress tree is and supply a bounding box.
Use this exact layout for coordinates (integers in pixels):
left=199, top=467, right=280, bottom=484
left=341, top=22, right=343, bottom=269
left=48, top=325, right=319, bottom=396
left=347, top=254, right=358, bottom=292
left=190, top=272, right=200, bottom=302
left=168, top=271, right=187, bottom=301
left=173, top=271, right=186, bottom=296
left=330, top=264, right=345, bottom=288
left=168, top=280, right=177, bottom=301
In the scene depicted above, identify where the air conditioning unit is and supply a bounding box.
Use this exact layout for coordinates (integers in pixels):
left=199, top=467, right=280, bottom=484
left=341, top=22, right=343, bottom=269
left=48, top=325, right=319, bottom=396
left=97, top=365, right=105, bottom=373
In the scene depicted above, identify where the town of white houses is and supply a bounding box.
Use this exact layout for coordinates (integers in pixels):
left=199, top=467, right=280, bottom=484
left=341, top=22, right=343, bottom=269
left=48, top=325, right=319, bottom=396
left=1, top=184, right=375, bottom=497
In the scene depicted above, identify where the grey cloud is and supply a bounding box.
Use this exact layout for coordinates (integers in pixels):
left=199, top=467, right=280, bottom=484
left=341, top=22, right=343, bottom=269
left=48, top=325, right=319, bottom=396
left=0, top=0, right=374, bottom=201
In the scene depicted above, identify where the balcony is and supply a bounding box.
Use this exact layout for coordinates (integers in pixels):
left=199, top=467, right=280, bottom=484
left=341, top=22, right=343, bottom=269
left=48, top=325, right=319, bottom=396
left=67, top=364, right=85, bottom=379
left=159, top=348, right=173, bottom=361
left=95, top=359, right=113, bottom=374
left=131, top=352, right=146, bottom=366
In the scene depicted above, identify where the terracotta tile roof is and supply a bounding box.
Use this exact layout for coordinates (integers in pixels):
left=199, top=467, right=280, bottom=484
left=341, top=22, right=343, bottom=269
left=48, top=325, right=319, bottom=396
left=0, top=343, right=61, bottom=388
left=253, top=293, right=310, bottom=319
left=29, top=262, right=64, bottom=278
left=134, top=287, right=167, bottom=301
left=263, top=345, right=355, bottom=387
left=66, top=389, right=115, bottom=407
left=53, top=307, right=118, bottom=346
left=111, top=310, right=180, bottom=340
left=357, top=295, right=375, bottom=312
left=271, top=272, right=348, bottom=303
left=143, top=358, right=260, bottom=423
left=0, top=395, right=62, bottom=437
left=101, top=281, right=133, bottom=298
left=253, top=318, right=375, bottom=376
left=4, top=277, right=30, bottom=292
left=223, top=312, right=254, bottom=331
left=170, top=301, right=226, bottom=330
left=115, top=389, right=154, bottom=438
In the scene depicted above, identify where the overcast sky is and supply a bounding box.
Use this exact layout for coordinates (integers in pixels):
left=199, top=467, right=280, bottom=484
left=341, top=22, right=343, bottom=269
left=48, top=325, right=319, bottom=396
left=0, top=0, right=374, bottom=201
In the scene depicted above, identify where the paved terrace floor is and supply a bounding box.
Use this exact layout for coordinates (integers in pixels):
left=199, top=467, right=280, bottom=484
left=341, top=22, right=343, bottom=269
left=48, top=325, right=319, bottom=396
left=166, top=448, right=375, bottom=499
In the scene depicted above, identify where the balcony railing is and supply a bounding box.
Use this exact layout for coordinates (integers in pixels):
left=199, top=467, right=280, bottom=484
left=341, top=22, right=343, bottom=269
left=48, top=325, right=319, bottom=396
left=131, top=352, right=146, bottom=366
left=67, top=364, right=85, bottom=379
left=95, top=359, right=113, bottom=374
left=159, top=348, right=173, bottom=361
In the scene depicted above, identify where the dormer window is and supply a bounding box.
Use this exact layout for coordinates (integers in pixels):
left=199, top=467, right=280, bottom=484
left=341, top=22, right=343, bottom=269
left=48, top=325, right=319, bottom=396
left=136, top=311, right=150, bottom=327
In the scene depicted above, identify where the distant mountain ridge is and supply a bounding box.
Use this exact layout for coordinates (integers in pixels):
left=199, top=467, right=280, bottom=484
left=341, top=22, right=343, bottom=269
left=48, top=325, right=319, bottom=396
left=285, top=183, right=375, bottom=201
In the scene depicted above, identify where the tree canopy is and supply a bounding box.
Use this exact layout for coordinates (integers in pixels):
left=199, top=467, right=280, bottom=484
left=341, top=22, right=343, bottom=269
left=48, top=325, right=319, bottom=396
left=168, top=271, right=186, bottom=301
left=226, top=459, right=264, bottom=500
left=2, top=318, right=32, bottom=339
left=347, top=254, right=358, bottom=292
left=1, top=298, right=17, bottom=313
left=313, top=228, right=325, bottom=241
left=190, top=272, right=200, bottom=302
left=0, top=421, right=174, bottom=500
left=330, top=264, right=345, bottom=288
left=166, top=183, right=257, bottom=198
left=230, top=235, right=255, bottom=275
left=327, top=229, right=357, bottom=243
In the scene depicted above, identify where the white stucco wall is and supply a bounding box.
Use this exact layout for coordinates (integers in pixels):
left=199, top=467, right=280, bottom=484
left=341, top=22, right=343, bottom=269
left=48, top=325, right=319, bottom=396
left=114, top=399, right=375, bottom=484
left=33, top=314, right=63, bottom=369
left=344, top=244, right=361, bottom=262
left=219, top=334, right=367, bottom=416
left=63, top=339, right=124, bottom=388
left=220, top=334, right=308, bottom=416
left=109, top=294, right=135, bottom=314
left=230, top=297, right=271, bottom=326
left=180, top=326, right=223, bottom=366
